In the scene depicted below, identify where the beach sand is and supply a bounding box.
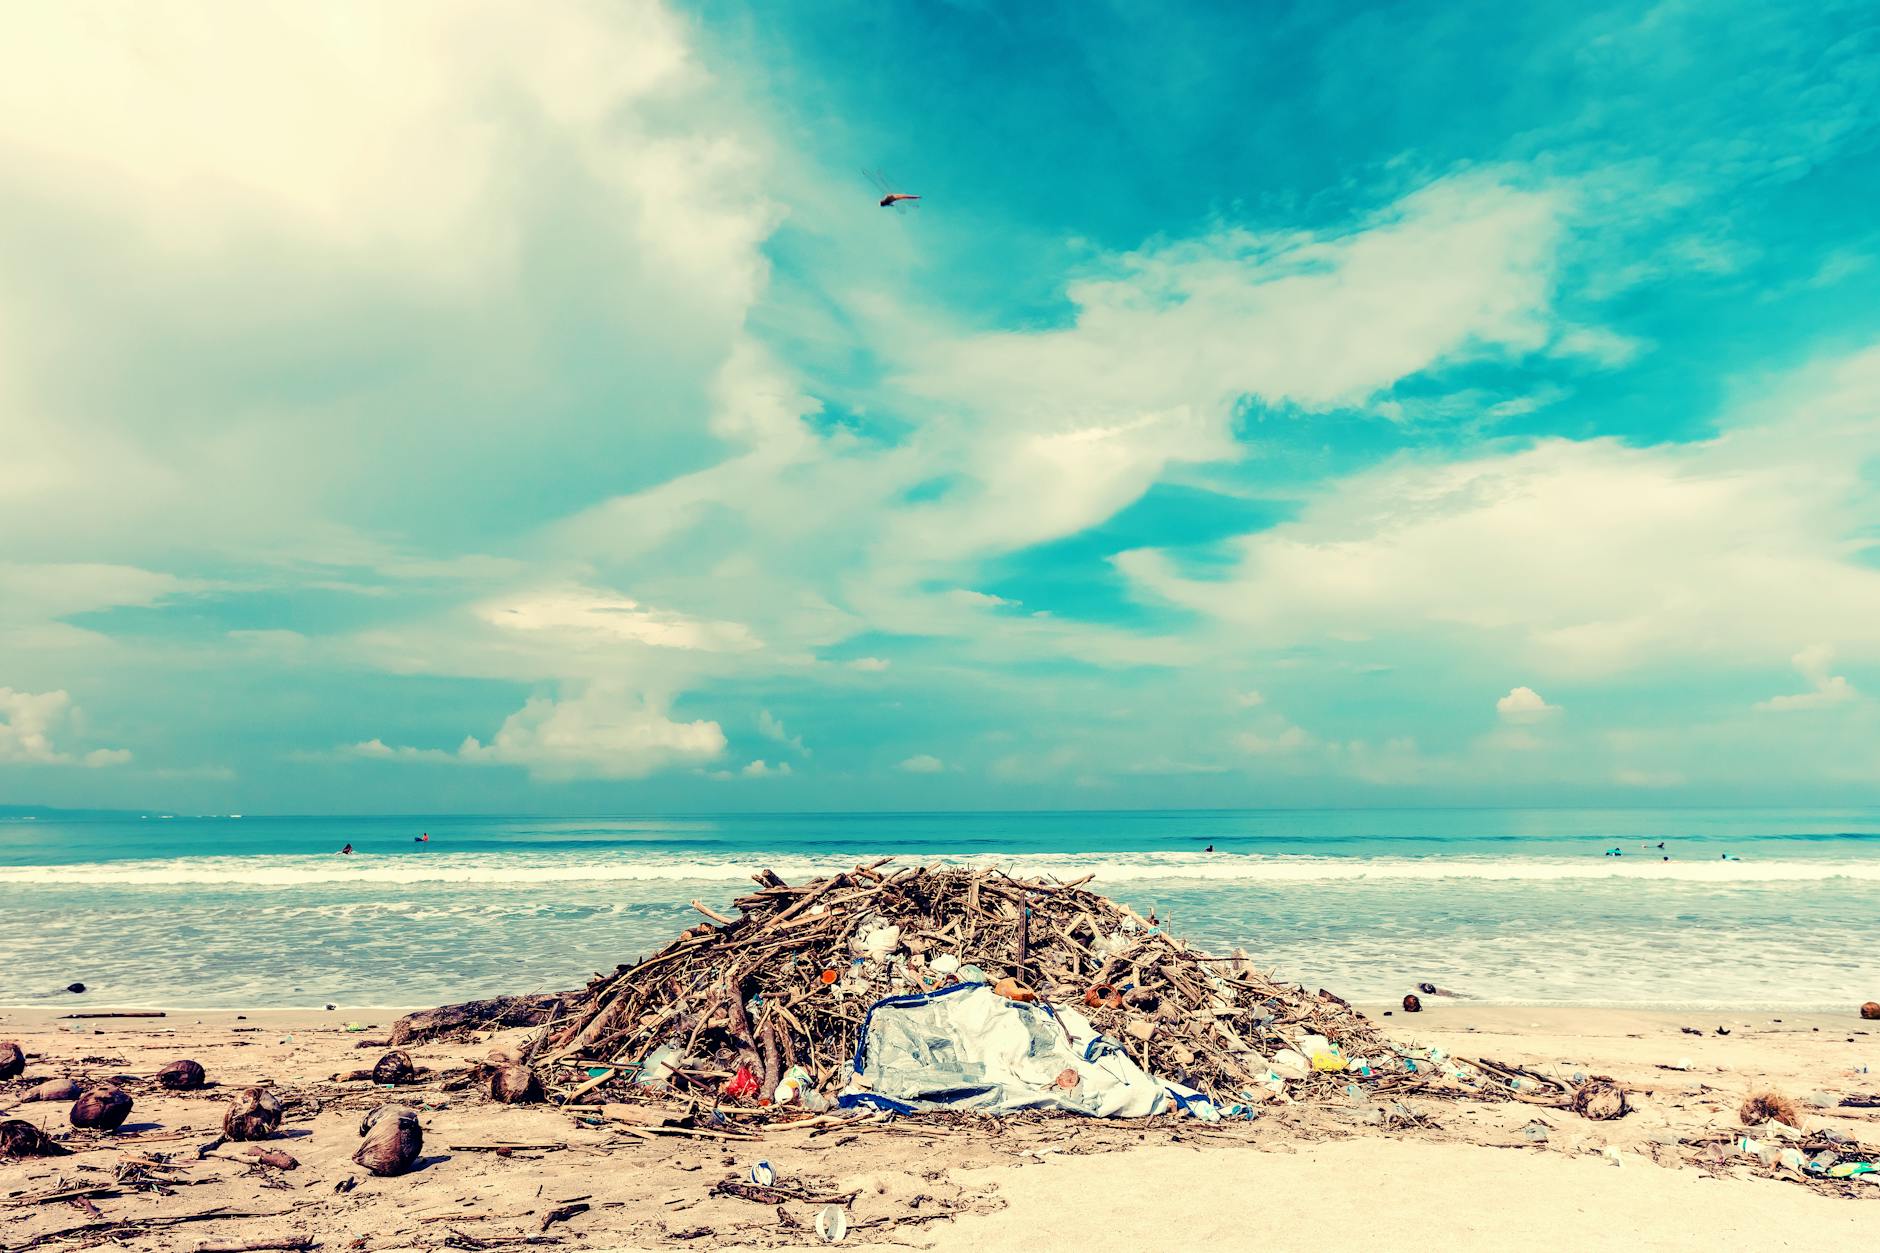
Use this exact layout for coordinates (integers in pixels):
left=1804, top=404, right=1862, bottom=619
left=3, top=1003, right=1874, bottom=1250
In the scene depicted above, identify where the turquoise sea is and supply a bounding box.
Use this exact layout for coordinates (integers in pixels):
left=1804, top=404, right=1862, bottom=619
left=2, top=809, right=1875, bottom=1010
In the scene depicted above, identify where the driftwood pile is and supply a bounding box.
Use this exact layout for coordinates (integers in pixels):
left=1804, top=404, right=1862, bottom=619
left=532, top=861, right=1418, bottom=1113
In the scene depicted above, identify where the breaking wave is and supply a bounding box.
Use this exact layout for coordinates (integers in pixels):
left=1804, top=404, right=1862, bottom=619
left=4, top=851, right=1877, bottom=888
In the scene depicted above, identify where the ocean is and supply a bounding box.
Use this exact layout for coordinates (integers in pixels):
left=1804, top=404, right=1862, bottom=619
left=3, top=809, right=1875, bottom=1011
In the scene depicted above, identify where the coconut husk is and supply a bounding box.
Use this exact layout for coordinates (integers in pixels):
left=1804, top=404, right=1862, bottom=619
left=488, top=1063, right=543, bottom=1105
left=1402, top=994, right=1423, bottom=1013
left=70, top=1085, right=133, bottom=1131
left=1, top=1119, right=70, bottom=1157
left=156, top=1059, right=207, bottom=1090
left=223, top=1087, right=284, bottom=1140
left=0, top=1041, right=24, bottom=1081
left=371, top=1050, right=416, bottom=1085
left=21, top=1077, right=81, bottom=1104
left=1862, top=1001, right=1880, bottom=1021
left=354, top=1104, right=423, bottom=1176
left=1740, top=1089, right=1803, bottom=1128
left=1570, top=1077, right=1629, bottom=1121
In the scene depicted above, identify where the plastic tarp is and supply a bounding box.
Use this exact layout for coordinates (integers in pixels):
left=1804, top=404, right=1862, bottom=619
left=838, top=983, right=1217, bottom=1119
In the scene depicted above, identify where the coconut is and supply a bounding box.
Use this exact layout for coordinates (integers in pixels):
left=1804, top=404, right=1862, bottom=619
left=156, top=1059, right=207, bottom=1090
left=1, top=1119, right=71, bottom=1158
left=1739, top=1089, right=1803, bottom=1128
left=489, top=1063, right=543, bottom=1105
left=1570, top=1077, right=1629, bottom=1121
left=222, top=1087, right=284, bottom=1140
left=0, top=1041, right=24, bottom=1080
left=1402, top=994, right=1423, bottom=1013
left=70, top=1085, right=133, bottom=1131
left=21, top=1078, right=80, bottom=1103
left=353, top=1104, right=423, bottom=1176
left=1862, top=1001, right=1880, bottom=1021
left=371, top=1049, right=416, bottom=1085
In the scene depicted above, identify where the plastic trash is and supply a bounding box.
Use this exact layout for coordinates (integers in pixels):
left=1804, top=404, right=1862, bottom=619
left=775, top=1064, right=830, bottom=1112
left=1666, top=1058, right=1693, bottom=1071
left=635, top=1043, right=682, bottom=1089
left=1807, top=1150, right=1837, bottom=1173
left=1601, top=1146, right=1623, bottom=1166
left=1300, top=1035, right=1348, bottom=1072
left=1805, top=1091, right=1836, bottom=1107
left=850, top=921, right=902, bottom=960
left=725, top=1064, right=760, bottom=1099
left=1778, top=1147, right=1807, bottom=1171
left=1269, top=1049, right=1311, bottom=1079
left=1523, top=1120, right=1550, bottom=1143
left=1827, top=1161, right=1876, bottom=1178
left=956, top=964, right=988, bottom=983
left=816, top=1205, right=849, bottom=1243
left=749, top=1160, right=775, bottom=1186
left=930, top=954, right=961, bottom=975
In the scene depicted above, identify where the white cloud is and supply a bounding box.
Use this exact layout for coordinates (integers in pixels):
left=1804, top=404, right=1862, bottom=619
left=358, top=686, right=724, bottom=781
left=899, top=754, right=945, bottom=774
left=1615, top=767, right=1685, bottom=789
left=1121, top=345, right=1880, bottom=677
left=948, top=589, right=1020, bottom=608
left=1756, top=644, right=1860, bottom=711
left=478, top=587, right=760, bottom=653
left=1234, top=725, right=1312, bottom=755
left=739, top=759, right=791, bottom=778
left=1550, top=325, right=1647, bottom=368
left=847, top=657, right=891, bottom=672
left=1496, top=686, right=1560, bottom=721
left=0, top=687, right=131, bottom=767
left=756, top=710, right=808, bottom=755
left=1234, top=689, right=1265, bottom=708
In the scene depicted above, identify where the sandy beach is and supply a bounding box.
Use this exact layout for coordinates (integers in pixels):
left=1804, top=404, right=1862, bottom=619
left=5, top=1002, right=1874, bottom=1250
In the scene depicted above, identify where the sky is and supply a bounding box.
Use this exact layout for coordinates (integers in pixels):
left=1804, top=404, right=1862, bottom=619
left=3, top=0, right=1879, bottom=814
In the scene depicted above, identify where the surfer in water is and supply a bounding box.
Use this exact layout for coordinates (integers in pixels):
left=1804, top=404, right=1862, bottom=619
left=339, top=843, right=353, bottom=855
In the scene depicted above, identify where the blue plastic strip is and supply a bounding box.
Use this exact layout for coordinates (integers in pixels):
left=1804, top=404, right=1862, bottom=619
left=836, top=1091, right=920, bottom=1115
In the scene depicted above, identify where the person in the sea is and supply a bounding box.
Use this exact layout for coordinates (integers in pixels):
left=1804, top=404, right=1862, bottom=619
left=414, top=833, right=429, bottom=843
left=339, top=843, right=353, bottom=855
left=1204, top=844, right=1214, bottom=852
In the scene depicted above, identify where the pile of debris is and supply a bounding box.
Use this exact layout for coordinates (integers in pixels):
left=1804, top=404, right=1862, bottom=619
left=529, top=861, right=1465, bottom=1117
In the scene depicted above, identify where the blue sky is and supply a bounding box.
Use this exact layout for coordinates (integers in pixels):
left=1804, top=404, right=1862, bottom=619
left=3, top=0, right=1878, bottom=813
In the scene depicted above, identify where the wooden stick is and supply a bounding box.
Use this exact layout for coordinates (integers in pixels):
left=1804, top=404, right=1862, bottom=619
left=691, top=900, right=736, bottom=926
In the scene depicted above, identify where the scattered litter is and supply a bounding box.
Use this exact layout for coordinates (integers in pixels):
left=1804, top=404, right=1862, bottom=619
left=816, top=1204, right=849, bottom=1242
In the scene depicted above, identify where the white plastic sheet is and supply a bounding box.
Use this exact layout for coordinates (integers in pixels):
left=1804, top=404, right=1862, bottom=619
left=839, top=983, right=1216, bottom=1119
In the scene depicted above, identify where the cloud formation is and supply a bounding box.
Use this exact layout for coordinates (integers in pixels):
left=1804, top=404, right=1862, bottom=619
left=0, top=688, right=130, bottom=768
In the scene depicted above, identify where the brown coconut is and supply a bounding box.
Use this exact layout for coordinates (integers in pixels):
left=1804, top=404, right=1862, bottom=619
left=156, top=1059, right=207, bottom=1090
left=70, top=1085, right=133, bottom=1131
left=222, top=1087, right=284, bottom=1140
left=353, top=1104, right=423, bottom=1176
left=21, top=1078, right=81, bottom=1103
left=371, top=1049, right=416, bottom=1085
left=1739, top=1089, right=1803, bottom=1128
left=488, top=1063, right=543, bottom=1105
left=1401, top=993, right=1423, bottom=1013
left=1, top=1119, right=71, bottom=1158
left=0, top=1041, right=24, bottom=1080
left=1570, top=1077, right=1629, bottom=1121
left=1862, top=1001, right=1880, bottom=1021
